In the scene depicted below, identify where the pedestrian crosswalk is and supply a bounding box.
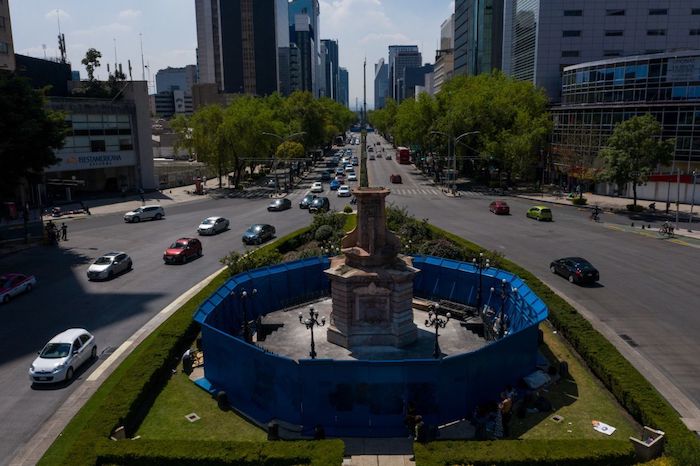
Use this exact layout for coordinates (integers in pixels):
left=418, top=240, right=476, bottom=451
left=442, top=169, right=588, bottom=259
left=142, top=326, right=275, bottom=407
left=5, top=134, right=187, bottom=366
left=388, top=187, right=486, bottom=198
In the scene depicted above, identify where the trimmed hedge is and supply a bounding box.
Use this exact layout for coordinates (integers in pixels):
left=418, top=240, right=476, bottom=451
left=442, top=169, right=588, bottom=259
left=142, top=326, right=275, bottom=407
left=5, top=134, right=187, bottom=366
left=415, top=439, right=635, bottom=466
left=570, top=197, right=588, bottom=206
left=424, top=223, right=700, bottom=465
left=96, top=439, right=345, bottom=466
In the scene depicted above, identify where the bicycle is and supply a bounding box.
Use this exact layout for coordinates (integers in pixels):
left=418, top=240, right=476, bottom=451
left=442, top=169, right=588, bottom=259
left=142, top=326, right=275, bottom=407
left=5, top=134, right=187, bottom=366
left=659, top=224, right=674, bottom=237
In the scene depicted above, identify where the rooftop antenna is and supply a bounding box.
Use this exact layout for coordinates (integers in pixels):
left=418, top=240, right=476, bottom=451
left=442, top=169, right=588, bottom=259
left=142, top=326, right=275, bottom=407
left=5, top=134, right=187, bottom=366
left=42, top=44, right=47, bottom=59
left=56, top=9, right=67, bottom=63
left=113, top=38, right=118, bottom=74
left=128, top=59, right=133, bottom=80
left=139, top=33, right=146, bottom=81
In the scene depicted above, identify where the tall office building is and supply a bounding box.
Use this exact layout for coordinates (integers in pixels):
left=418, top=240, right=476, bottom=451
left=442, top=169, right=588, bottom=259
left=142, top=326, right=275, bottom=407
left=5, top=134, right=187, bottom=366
left=288, top=0, right=320, bottom=96
left=453, top=0, right=503, bottom=77
left=156, top=66, right=197, bottom=94
left=338, top=67, right=349, bottom=108
left=0, top=0, right=15, bottom=72
left=433, top=13, right=455, bottom=94
left=388, top=46, right=422, bottom=102
left=374, top=59, right=389, bottom=109
left=404, top=64, right=434, bottom=100
left=195, top=0, right=287, bottom=96
left=321, top=39, right=339, bottom=101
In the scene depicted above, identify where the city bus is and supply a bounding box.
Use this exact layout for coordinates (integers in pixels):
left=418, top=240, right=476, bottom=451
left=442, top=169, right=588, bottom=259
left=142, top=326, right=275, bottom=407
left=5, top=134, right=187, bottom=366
left=396, top=147, right=411, bottom=164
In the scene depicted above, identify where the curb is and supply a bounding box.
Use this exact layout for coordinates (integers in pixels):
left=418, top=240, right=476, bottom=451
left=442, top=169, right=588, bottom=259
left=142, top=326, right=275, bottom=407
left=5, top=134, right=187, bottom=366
left=9, top=266, right=227, bottom=466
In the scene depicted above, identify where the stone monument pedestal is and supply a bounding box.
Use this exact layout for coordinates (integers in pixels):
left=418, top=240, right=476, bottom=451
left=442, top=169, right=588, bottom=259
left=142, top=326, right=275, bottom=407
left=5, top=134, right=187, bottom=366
left=325, top=187, right=419, bottom=349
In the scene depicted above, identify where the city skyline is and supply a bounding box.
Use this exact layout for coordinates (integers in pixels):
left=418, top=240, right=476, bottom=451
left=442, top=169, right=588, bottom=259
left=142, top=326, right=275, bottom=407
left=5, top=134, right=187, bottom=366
left=8, top=0, right=453, bottom=108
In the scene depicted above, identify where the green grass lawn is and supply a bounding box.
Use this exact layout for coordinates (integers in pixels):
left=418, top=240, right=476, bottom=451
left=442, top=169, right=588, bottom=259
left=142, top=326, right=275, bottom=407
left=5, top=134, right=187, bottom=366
left=511, top=322, right=639, bottom=440
left=136, top=371, right=266, bottom=441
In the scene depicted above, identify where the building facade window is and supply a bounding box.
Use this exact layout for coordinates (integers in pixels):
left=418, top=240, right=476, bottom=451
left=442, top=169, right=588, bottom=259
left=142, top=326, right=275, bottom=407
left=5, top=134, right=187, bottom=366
left=604, top=50, right=622, bottom=57
left=693, top=8, right=700, bottom=14
left=561, top=50, right=580, bottom=58
left=647, top=29, right=666, bottom=36
left=606, top=9, right=625, bottom=16
left=0, top=41, right=8, bottom=54
left=0, top=16, right=6, bottom=30
left=563, top=9, right=582, bottom=16
left=605, top=30, right=624, bottom=37
left=690, top=29, right=700, bottom=36
left=563, top=30, right=581, bottom=37
left=649, top=8, right=668, bottom=15
left=90, top=140, right=106, bottom=152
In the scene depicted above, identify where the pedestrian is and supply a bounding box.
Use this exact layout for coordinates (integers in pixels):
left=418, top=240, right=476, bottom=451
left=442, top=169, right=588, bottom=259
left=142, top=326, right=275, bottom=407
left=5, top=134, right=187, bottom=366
left=139, top=188, right=145, bottom=203
left=61, top=222, right=68, bottom=241
left=414, top=415, right=427, bottom=443
left=499, top=390, right=513, bottom=438
left=404, top=401, right=418, bottom=438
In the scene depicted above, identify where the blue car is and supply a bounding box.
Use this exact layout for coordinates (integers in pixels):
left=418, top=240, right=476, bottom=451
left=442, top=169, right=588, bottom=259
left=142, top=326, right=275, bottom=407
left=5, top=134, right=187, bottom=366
left=330, top=179, right=341, bottom=190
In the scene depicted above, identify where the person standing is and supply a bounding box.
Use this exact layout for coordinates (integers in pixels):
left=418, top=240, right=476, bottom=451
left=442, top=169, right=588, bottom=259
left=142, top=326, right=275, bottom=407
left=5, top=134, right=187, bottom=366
left=139, top=188, right=145, bottom=204
left=499, top=390, right=514, bottom=438
left=60, top=223, right=68, bottom=241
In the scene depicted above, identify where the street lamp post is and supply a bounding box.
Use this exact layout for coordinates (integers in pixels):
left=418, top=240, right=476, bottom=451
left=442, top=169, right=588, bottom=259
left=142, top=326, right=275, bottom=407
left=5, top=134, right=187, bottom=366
left=472, top=252, right=490, bottom=312
left=425, top=304, right=451, bottom=359
left=430, top=131, right=480, bottom=195
left=689, top=171, right=697, bottom=232
left=490, top=279, right=515, bottom=339
left=234, top=288, right=257, bottom=343
left=299, top=306, right=326, bottom=359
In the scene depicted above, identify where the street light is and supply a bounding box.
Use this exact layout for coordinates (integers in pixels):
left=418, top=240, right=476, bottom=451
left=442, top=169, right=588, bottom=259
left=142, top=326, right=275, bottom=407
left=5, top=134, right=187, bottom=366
left=489, top=279, right=515, bottom=339
left=689, top=170, right=697, bottom=232
left=425, top=304, right=451, bottom=359
left=472, top=252, right=490, bottom=312
left=299, top=306, right=326, bottom=359
left=430, top=130, right=480, bottom=195
left=234, top=288, right=257, bottom=343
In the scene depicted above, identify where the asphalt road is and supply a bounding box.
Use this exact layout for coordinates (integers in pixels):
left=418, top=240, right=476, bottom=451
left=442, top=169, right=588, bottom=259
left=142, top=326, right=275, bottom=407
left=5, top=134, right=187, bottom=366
left=366, top=132, right=700, bottom=428
left=0, top=146, right=360, bottom=465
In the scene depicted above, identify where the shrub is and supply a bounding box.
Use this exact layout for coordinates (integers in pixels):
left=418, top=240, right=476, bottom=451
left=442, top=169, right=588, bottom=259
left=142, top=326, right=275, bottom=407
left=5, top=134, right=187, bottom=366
left=220, top=248, right=283, bottom=277
left=343, top=205, right=353, bottom=214
left=418, top=238, right=466, bottom=260
left=314, top=225, right=335, bottom=242
left=571, top=197, right=588, bottom=205
left=626, top=203, right=644, bottom=212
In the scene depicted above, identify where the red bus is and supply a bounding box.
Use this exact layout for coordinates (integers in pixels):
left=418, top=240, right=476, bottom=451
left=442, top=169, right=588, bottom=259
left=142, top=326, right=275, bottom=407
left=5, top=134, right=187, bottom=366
left=396, top=147, right=410, bottom=164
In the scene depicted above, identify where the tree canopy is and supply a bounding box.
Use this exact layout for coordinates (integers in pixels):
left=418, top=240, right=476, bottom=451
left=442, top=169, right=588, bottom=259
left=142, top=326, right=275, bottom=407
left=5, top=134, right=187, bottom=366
left=178, top=91, right=354, bottom=188
left=81, top=48, right=102, bottom=81
left=370, top=71, right=551, bottom=181
left=600, top=114, right=674, bottom=206
left=0, top=73, right=67, bottom=198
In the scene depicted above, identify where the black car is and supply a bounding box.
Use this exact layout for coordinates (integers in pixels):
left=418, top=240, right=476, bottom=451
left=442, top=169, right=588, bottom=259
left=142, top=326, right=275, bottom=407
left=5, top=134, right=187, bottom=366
left=242, top=224, right=276, bottom=245
left=308, top=197, right=330, bottom=213
left=320, top=171, right=332, bottom=181
left=550, top=257, right=599, bottom=284
left=267, top=198, right=291, bottom=211
left=299, top=194, right=317, bottom=209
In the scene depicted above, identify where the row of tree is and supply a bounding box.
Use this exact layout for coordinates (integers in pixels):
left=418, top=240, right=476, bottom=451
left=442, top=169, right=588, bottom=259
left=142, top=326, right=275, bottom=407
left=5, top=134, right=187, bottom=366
left=369, top=71, right=552, bottom=181
left=172, top=91, right=355, bottom=187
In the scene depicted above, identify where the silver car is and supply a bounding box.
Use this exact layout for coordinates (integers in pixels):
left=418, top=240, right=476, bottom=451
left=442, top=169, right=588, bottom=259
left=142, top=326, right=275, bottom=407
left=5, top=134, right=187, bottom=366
left=197, top=216, right=230, bottom=235
left=29, top=328, right=97, bottom=383
left=87, top=252, right=132, bottom=280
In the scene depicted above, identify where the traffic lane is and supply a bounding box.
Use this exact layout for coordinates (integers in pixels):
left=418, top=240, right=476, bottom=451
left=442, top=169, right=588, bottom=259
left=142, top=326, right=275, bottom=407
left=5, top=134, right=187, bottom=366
left=0, top=196, right=313, bottom=464
left=382, top=186, right=700, bottom=408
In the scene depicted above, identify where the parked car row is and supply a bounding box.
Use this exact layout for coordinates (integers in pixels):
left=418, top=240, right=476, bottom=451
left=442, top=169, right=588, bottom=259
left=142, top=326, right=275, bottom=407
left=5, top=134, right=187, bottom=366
left=488, top=201, right=553, bottom=222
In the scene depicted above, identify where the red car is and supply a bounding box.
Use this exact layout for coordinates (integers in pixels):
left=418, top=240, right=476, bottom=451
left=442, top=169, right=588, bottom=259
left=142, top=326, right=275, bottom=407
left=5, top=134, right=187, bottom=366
left=163, top=238, right=203, bottom=264
left=489, top=200, right=510, bottom=215
left=1, top=273, right=37, bottom=303
left=390, top=174, right=402, bottom=184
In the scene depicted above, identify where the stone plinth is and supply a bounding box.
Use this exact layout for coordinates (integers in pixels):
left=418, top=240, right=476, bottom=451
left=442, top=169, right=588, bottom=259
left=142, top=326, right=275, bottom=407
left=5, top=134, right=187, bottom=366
left=325, top=187, right=419, bottom=348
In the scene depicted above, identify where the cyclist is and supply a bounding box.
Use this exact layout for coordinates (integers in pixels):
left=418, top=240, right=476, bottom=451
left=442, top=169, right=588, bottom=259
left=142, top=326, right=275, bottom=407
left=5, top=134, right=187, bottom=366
left=661, top=221, right=674, bottom=236
left=590, top=205, right=601, bottom=222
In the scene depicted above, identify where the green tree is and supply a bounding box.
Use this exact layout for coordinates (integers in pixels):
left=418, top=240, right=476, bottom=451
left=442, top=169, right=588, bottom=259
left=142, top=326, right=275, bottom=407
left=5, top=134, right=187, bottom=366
left=0, top=73, right=67, bottom=198
left=275, top=140, right=304, bottom=159
left=600, top=114, right=674, bottom=207
left=189, top=105, right=226, bottom=186
left=81, top=48, right=102, bottom=81
left=170, top=115, right=194, bottom=160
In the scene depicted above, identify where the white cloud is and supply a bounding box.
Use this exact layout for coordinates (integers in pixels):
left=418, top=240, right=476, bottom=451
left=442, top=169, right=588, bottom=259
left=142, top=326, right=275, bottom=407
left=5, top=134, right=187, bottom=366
left=45, top=9, right=71, bottom=21
left=118, top=9, right=142, bottom=19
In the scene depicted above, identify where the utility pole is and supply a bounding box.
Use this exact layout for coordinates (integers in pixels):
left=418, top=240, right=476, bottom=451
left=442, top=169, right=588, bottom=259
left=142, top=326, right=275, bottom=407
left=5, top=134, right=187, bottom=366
left=675, top=168, right=681, bottom=231
left=689, top=171, right=697, bottom=232
left=139, top=33, right=146, bottom=81
left=363, top=57, right=367, bottom=128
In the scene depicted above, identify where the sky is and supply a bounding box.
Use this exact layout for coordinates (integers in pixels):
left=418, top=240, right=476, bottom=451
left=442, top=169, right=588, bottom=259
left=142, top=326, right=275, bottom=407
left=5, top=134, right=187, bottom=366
left=9, top=0, right=454, bottom=109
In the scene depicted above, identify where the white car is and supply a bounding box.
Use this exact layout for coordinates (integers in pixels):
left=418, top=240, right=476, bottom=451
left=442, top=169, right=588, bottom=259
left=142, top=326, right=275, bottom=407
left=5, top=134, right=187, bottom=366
left=124, top=205, right=164, bottom=223
left=310, top=182, right=324, bottom=193
left=29, top=328, right=97, bottom=384
left=197, top=216, right=230, bottom=235
left=347, top=172, right=358, bottom=182
left=87, top=252, right=132, bottom=281
left=0, top=273, right=37, bottom=304
left=337, top=186, right=351, bottom=197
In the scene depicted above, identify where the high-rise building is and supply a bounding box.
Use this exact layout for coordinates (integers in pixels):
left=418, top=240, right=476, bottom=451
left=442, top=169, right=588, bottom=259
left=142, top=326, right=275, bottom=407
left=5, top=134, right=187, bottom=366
left=288, top=0, right=320, bottom=96
left=0, top=0, right=16, bottom=72
left=404, top=64, right=434, bottom=101
left=338, top=67, right=349, bottom=108
left=374, top=59, right=389, bottom=109
left=433, top=13, right=455, bottom=94
left=388, top=46, right=422, bottom=102
left=156, top=66, right=197, bottom=94
left=453, top=0, right=503, bottom=77
left=195, top=0, right=287, bottom=96
left=322, top=39, right=339, bottom=101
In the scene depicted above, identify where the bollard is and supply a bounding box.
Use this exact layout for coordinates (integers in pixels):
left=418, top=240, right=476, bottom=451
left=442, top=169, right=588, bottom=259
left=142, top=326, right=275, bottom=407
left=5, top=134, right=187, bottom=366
left=216, top=391, right=229, bottom=411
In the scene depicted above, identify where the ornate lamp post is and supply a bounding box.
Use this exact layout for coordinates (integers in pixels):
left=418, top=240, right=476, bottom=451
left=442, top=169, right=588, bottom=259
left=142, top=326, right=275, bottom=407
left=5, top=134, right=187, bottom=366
left=234, top=288, right=257, bottom=343
left=299, top=306, right=326, bottom=359
left=425, top=304, right=451, bottom=359
left=472, top=252, right=490, bottom=312
left=489, top=279, right=515, bottom=339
